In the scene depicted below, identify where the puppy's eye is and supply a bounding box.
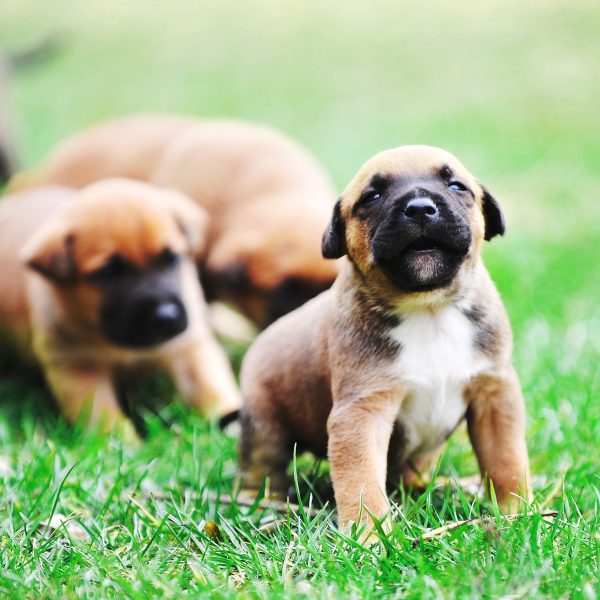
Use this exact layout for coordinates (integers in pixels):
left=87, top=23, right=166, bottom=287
left=359, top=190, right=382, bottom=205
left=156, top=248, right=180, bottom=268
left=448, top=181, right=468, bottom=192
left=89, top=254, right=129, bottom=282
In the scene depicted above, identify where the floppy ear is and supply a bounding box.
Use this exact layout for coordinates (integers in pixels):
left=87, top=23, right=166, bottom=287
left=481, top=185, right=506, bottom=241
left=321, top=198, right=346, bottom=259
left=20, top=226, right=77, bottom=283
left=164, top=190, right=210, bottom=259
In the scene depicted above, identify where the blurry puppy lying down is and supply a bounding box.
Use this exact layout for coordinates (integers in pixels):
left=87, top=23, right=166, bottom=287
left=0, top=179, right=240, bottom=431
left=8, top=115, right=340, bottom=327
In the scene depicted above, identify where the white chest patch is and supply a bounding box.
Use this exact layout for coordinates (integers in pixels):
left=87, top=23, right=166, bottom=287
left=389, top=305, right=492, bottom=460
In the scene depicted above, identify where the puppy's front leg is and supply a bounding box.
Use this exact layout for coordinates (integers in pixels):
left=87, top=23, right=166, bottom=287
left=465, top=368, right=531, bottom=512
left=327, top=395, right=399, bottom=534
left=44, top=362, right=127, bottom=432
left=166, top=335, right=241, bottom=418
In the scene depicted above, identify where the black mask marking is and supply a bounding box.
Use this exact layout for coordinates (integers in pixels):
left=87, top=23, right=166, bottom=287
left=99, top=267, right=187, bottom=348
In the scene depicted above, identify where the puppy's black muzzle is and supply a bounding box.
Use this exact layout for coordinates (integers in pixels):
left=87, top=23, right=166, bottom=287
left=100, top=272, right=188, bottom=348
left=371, top=188, right=472, bottom=290
left=204, top=265, right=333, bottom=327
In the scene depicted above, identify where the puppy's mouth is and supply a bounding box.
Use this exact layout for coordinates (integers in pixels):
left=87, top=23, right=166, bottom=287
left=375, top=234, right=468, bottom=291
left=401, top=236, right=454, bottom=254
left=378, top=234, right=463, bottom=261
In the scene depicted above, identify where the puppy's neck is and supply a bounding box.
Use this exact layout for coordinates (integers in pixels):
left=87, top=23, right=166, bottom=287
left=338, top=256, right=485, bottom=318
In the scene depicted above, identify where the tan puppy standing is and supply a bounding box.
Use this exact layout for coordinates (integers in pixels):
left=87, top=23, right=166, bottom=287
left=0, top=179, right=240, bottom=430
left=238, top=146, right=531, bottom=535
left=8, top=115, right=340, bottom=327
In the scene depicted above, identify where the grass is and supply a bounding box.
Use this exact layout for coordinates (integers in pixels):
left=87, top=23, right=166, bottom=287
left=0, top=0, right=599, bottom=597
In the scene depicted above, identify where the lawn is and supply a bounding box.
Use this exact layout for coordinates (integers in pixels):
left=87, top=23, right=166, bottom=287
left=0, top=0, right=599, bottom=597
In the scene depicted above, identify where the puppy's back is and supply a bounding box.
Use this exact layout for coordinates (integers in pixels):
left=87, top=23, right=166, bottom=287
left=154, top=119, right=334, bottom=212
left=9, top=115, right=194, bottom=191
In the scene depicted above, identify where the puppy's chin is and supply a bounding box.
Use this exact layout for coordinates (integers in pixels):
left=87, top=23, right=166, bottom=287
left=375, top=237, right=467, bottom=292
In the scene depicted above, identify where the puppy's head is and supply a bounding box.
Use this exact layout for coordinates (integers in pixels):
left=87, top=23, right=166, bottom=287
left=21, top=178, right=209, bottom=349
left=204, top=200, right=339, bottom=327
left=322, top=146, right=504, bottom=300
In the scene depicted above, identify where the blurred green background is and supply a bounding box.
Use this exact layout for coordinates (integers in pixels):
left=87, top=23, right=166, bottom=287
left=2, top=0, right=600, bottom=240
left=0, top=1, right=598, bottom=596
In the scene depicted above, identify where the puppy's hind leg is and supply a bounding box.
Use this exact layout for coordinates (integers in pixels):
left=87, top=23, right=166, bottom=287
left=387, top=426, right=444, bottom=493
left=238, top=407, right=292, bottom=500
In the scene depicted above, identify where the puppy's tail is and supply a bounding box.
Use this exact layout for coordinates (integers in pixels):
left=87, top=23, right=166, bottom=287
left=219, top=409, right=241, bottom=431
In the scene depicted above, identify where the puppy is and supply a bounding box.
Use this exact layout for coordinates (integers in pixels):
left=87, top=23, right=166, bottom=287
left=8, top=115, right=340, bottom=327
left=238, top=146, right=531, bottom=535
left=0, top=179, right=240, bottom=430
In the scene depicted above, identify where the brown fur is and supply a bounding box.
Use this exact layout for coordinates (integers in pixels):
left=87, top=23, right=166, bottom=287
left=238, top=146, right=530, bottom=537
left=8, top=115, right=340, bottom=327
left=0, top=180, right=240, bottom=431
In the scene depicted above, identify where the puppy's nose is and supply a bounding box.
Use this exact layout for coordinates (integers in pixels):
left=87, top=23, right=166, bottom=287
left=404, top=197, right=439, bottom=222
left=147, top=299, right=187, bottom=339
left=154, top=301, right=181, bottom=323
